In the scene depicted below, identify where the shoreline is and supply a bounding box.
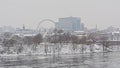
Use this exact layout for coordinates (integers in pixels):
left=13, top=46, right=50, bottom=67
left=0, top=51, right=114, bottom=57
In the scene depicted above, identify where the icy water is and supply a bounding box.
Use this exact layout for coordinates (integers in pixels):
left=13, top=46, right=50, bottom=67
left=0, top=52, right=120, bottom=68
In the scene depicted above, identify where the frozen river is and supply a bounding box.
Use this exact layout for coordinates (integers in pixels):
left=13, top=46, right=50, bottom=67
left=0, top=52, right=120, bottom=68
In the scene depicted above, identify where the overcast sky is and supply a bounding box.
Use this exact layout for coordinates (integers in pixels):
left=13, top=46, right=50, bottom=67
left=0, top=0, right=120, bottom=29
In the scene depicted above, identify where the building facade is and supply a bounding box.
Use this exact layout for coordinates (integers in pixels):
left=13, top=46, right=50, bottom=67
left=55, top=17, right=84, bottom=32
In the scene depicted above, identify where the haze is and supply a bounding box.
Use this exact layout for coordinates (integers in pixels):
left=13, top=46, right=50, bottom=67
left=0, top=0, right=120, bottom=29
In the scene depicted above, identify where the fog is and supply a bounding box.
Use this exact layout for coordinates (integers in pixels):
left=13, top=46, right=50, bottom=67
left=0, top=0, right=120, bottom=29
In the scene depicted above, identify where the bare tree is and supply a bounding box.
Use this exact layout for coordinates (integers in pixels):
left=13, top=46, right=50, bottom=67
left=11, top=35, right=23, bottom=54
left=70, top=35, right=79, bottom=52
left=3, top=39, right=16, bottom=54
left=100, top=35, right=109, bottom=52
left=23, top=36, right=33, bottom=45
left=12, top=35, right=23, bottom=45
left=33, top=34, right=43, bottom=50
left=87, top=33, right=96, bottom=53
left=80, top=36, right=87, bottom=53
left=49, top=34, right=59, bottom=54
left=3, top=32, right=13, bottom=39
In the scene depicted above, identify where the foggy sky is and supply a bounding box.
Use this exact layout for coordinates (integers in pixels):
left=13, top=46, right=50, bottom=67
left=0, top=0, right=120, bottom=29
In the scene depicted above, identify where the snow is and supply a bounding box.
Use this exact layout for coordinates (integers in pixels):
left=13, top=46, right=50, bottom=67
left=0, top=43, right=114, bottom=56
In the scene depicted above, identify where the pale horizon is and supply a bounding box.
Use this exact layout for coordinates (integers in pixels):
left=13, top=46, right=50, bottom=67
left=0, top=0, right=120, bottom=30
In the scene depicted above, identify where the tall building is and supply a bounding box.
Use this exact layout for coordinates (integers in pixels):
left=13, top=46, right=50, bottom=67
left=55, top=17, right=84, bottom=32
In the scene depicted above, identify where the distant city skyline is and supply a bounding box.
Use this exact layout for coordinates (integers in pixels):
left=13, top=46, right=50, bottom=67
left=0, top=0, right=120, bottom=29
left=56, top=17, right=84, bottom=32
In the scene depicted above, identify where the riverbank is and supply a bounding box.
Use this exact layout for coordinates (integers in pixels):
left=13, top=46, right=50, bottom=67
left=0, top=43, right=115, bottom=57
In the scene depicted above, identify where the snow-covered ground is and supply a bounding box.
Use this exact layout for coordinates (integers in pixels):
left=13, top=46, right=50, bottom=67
left=0, top=43, right=118, bottom=56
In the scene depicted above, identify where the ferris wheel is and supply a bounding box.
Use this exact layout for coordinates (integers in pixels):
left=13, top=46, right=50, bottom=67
left=36, top=19, right=55, bottom=34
